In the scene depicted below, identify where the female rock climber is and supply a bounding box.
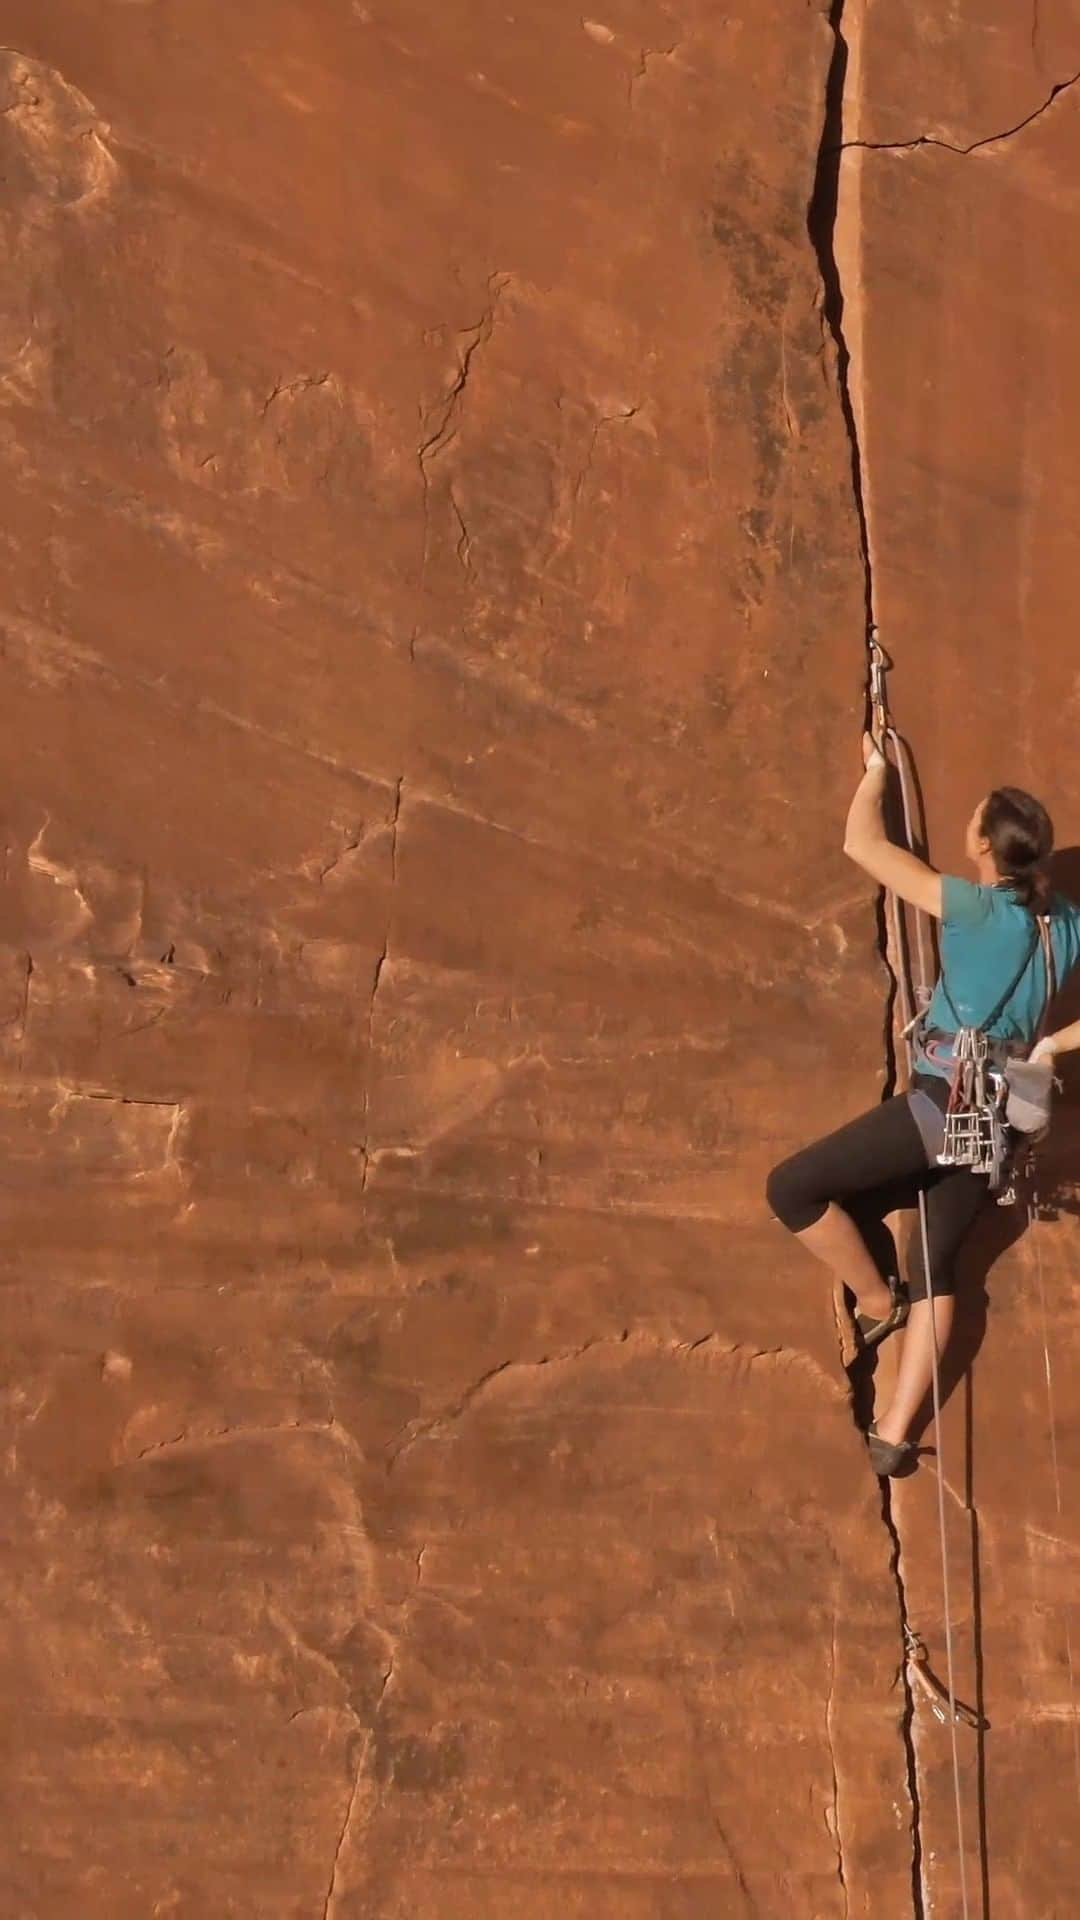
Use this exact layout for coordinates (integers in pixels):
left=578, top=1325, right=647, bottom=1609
left=766, top=734, right=1080, bottom=1476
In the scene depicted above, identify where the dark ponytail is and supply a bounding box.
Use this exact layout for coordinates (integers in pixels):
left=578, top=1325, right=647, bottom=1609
left=980, top=787, right=1054, bottom=912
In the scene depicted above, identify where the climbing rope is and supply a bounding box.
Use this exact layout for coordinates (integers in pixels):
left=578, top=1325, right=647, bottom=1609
left=869, top=638, right=973, bottom=1920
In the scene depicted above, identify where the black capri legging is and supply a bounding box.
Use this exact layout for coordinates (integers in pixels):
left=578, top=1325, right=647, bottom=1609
left=765, top=1083, right=990, bottom=1301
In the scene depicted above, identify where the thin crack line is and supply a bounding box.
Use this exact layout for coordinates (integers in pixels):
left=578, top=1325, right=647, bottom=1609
left=319, top=1739, right=370, bottom=1920
left=835, top=69, right=1080, bottom=156
left=318, top=1641, right=395, bottom=1918
left=361, top=777, right=403, bottom=1190
left=384, top=1332, right=834, bottom=1469
left=417, top=274, right=510, bottom=580
left=883, top=1488, right=927, bottom=1916
left=683, top=1690, right=756, bottom=1912
left=825, top=1607, right=850, bottom=1917
left=385, top=1330, right=632, bottom=1467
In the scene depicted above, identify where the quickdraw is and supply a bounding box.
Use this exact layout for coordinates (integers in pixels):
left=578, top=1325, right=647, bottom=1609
left=938, top=1027, right=1001, bottom=1177
left=904, top=1627, right=987, bottom=1732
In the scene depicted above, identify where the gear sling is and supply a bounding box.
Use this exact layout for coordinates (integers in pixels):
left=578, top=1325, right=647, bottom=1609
left=918, top=911, right=1057, bottom=1185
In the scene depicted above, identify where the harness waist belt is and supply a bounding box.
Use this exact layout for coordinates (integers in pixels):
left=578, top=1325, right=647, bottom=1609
left=916, top=1025, right=1029, bottom=1071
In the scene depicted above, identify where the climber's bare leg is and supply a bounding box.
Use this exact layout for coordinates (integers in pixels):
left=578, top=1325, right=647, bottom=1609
left=796, top=1203, right=893, bottom=1321
left=874, top=1296, right=955, bottom=1446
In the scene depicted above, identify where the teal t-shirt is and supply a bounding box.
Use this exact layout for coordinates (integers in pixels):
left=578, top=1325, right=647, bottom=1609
left=922, top=878, right=1080, bottom=1075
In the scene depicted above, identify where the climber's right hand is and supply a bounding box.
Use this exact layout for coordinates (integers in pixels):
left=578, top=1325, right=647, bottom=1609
left=861, top=731, right=887, bottom=774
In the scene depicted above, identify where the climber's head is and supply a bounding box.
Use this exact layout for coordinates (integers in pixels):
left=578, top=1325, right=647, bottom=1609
left=966, top=787, right=1054, bottom=910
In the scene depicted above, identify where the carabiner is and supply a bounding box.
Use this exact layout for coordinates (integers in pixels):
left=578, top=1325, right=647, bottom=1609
left=868, top=634, right=891, bottom=718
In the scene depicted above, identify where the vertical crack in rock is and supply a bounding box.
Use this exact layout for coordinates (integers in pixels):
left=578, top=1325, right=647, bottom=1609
left=881, top=1491, right=926, bottom=1917
left=361, top=777, right=403, bottom=1190
left=416, top=273, right=509, bottom=578
left=17, top=951, right=32, bottom=1063
left=807, top=2, right=874, bottom=644
left=319, top=1735, right=370, bottom=1920
left=572, top=405, right=640, bottom=510
left=417, top=289, right=502, bottom=472
left=320, top=1769, right=363, bottom=1919
left=808, top=10, right=924, bottom=1913
left=683, top=1692, right=756, bottom=1913
left=825, top=1609, right=850, bottom=1917
left=627, top=43, right=680, bottom=109
left=448, top=483, right=473, bottom=575
left=319, top=1649, right=395, bottom=1919
left=807, top=3, right=900, bottom=1096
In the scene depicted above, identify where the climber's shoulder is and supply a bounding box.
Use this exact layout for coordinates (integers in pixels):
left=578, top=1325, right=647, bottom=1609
left=939, top=875, right=995, bottom=929
left=847, top=840, right=943, bottom=918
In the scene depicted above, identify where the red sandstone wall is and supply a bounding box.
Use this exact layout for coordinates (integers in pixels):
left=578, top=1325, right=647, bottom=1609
left=1, top=3, right=1075, bottom=1915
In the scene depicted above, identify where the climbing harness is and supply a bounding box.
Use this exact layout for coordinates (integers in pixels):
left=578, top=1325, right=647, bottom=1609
left=938, top=1025, right=1000, bottom=1176
left=868, top=637, right=972, bottom=1917
left=927, top=916, right=1054, bottom=1184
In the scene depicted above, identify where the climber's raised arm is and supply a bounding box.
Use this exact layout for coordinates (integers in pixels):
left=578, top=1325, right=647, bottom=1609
left=843, top=733, right=943, bottom=918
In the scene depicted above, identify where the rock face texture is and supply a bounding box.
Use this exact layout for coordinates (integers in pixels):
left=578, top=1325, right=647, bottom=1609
left=1, top=2, right=1077, bottom=1915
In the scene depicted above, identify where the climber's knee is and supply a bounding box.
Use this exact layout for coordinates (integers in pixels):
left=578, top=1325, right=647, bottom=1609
left=766, top=1152, right=829, bottom=1234
left=904, top=1244, right=956, bottom=1306
left=905, top=1263, right=928, bottom=1305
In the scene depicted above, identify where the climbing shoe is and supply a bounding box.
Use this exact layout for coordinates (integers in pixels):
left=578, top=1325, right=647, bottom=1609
left=867, top=1421, right=916, bottom=1478
left=855, top=1277, right=909, bottom=1351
